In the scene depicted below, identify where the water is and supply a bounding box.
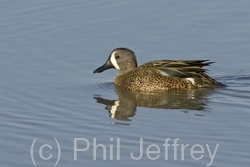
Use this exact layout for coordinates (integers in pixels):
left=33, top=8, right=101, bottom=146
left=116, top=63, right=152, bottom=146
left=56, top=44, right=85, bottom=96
left=0, top=0, right=250, bottom=166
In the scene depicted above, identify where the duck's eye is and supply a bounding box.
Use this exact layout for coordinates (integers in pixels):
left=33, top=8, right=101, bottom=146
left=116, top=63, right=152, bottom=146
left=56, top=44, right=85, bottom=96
left=115, top=55, right=120, bottom=59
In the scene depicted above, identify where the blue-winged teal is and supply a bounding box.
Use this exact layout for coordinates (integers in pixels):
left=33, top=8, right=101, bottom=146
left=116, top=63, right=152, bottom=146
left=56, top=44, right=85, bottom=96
left=93, top=48, right=223, bottom=91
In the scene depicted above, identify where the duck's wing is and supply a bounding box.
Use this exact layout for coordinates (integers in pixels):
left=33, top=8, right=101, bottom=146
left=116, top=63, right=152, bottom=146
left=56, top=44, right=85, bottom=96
left=140, top=60, right=213, bottom=78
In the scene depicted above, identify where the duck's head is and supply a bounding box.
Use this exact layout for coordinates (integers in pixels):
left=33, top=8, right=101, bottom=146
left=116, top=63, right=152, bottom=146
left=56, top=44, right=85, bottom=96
left=93, top=48, right=138, bottom=75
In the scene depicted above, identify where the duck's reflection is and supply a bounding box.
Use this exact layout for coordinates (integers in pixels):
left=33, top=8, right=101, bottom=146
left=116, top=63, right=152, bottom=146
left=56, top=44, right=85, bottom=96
left=94, top=85, right=215, bottom=121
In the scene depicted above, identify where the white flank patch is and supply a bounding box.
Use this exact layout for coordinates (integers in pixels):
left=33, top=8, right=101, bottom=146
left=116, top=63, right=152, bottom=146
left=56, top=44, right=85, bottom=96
left=186, top=77, right=195, bottom=85
left=110, top=101, right=120, bottom=118
left=110, top=51, right=120, bottom=69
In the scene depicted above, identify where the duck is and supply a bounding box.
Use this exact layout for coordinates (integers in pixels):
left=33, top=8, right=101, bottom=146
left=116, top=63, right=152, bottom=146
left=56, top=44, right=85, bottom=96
left=93, top=47, right=223, bottom=91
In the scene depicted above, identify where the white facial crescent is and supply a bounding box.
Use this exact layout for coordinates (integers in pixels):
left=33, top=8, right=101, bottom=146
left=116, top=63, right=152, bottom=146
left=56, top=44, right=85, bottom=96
left=110, top=51, right=120, bottom=70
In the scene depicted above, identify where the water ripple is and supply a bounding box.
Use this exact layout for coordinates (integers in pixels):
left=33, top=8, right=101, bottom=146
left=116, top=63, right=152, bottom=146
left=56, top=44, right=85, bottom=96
left=94, top=80, right=115, bottom=91
left=213, top=73, right=250, bottom=108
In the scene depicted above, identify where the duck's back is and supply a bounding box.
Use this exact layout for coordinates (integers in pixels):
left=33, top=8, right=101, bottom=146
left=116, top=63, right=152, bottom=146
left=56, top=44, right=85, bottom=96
left=114, top=60, right=221, bottom=91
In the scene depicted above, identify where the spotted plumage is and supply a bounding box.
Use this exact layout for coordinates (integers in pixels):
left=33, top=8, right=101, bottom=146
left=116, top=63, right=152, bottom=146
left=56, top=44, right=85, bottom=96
left=93, top=48, right=223, bottom=91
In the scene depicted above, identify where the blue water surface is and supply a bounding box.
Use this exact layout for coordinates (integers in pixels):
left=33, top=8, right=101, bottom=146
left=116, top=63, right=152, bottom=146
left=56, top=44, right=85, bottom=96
left=0, top=0, right=250, bottom=166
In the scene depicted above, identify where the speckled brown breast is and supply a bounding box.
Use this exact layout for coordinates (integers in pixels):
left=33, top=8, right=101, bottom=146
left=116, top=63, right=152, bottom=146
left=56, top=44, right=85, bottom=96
left=114, top=66, right=199, bottom=91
